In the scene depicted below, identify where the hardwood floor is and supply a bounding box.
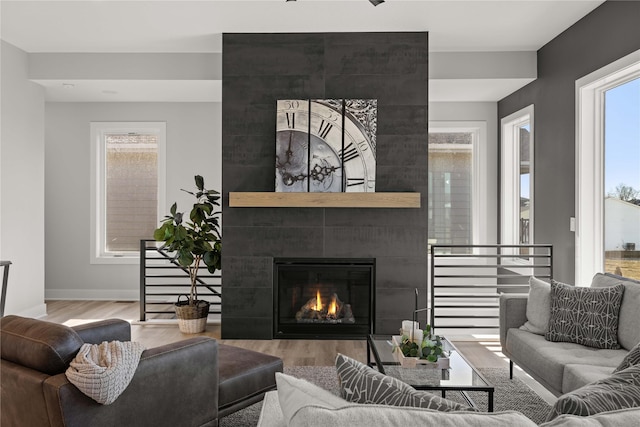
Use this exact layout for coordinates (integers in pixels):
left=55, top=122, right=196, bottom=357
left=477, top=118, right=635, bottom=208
left=43, top=300, right=507, bottom=367
left=43, top=300, right=556, bottom=404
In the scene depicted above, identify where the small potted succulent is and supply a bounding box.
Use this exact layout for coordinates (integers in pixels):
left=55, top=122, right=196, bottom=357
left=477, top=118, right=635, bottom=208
left=154, top=175, right=221, bottom=333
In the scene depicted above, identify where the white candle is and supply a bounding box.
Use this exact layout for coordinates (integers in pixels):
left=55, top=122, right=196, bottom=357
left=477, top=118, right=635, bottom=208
left=412, top=328, right=423, bottom=344
left=402, top=320, right=419, bottom=336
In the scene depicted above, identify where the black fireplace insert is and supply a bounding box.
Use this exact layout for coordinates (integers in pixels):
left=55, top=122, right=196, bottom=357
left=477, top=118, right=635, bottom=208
left=273, top=258, right=375, bottom=339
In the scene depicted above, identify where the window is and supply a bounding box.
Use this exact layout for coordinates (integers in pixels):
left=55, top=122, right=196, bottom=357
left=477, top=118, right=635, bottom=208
left=576, top=50, right=640, bottom=284
left=90, top=122, right=166, bottom=263
left=428, top=122, right=486, bottom=254
left=501, top=105, right=534, bottom=256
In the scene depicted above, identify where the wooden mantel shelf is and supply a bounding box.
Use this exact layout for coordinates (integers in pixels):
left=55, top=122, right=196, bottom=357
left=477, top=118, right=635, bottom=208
left=229, top=192, right=421, bottom=208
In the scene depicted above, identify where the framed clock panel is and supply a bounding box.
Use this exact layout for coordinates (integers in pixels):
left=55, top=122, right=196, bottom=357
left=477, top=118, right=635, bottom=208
left=275, top=99, right=377, bottom=193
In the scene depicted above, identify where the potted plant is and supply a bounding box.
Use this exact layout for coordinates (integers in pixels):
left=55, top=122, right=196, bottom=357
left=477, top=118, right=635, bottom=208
left=153, top=175, right=222, bottom=333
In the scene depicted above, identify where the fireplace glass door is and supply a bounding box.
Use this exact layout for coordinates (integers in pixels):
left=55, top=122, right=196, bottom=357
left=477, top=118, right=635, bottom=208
left=274, top=258, right=374, bottom=339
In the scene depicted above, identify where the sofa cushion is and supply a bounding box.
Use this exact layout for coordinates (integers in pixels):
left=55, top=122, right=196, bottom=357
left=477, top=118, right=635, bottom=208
left=506, top=329, right=626, bottom=394
left=591, top=273, right=640, bottom=350
left=546, top=364, right=640, bottom=421
left=275, top=372, right=537, bottom=427
left=275, top=372, right=349, bottom=425
left=545, top=281, right=624, bottom=349
left=257, top=390, right=285, bottom=427
left=217, top=343, right=283, bottom=412
left=614, top=341, right=640, bottom=373
left=562, top=364, right=615, bottom=394
left=289, top=405, right=538, bottom=427
left=539, top=407, right=640, bottom=426
left=520, top=276, right=551, bottom=335
left=335, top=353, right=474, bottom=412
left=0, top=315, right=84, bottom=375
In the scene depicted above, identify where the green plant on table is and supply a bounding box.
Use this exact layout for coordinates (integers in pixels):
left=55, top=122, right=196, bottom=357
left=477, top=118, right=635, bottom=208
left=397, top=325, right=445, bottom=362
left=153, top=175, right=221, bottom=306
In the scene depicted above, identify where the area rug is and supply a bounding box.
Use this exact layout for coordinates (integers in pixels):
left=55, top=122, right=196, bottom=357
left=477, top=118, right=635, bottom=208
left=219, top=366, right=552, bottom=426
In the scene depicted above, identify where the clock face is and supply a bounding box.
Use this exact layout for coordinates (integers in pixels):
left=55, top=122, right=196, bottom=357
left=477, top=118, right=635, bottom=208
left=276, top=99, right=376, bottom=193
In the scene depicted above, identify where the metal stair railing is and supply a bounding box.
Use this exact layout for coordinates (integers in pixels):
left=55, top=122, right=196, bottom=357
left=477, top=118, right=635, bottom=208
left=429, top=244, right=552, bottom=335
left=139, top=239, right=221, bottom=321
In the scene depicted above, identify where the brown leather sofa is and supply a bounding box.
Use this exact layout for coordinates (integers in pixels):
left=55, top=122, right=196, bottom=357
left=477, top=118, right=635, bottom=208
left=1, top=315, right=283, bottom=427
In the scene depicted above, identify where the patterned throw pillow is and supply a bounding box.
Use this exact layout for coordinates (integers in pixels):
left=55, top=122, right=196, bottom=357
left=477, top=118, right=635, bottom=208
left=545, top=281, right=625, bottom=349
left=614, top=342, right=640, bottom=373
left=546, top=364, right=640, bottom=421
left=335, top=353, right=476, bottom=412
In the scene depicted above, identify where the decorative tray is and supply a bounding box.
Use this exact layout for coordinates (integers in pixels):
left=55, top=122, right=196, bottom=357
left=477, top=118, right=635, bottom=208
left=391, top=336, right=450, bottom=369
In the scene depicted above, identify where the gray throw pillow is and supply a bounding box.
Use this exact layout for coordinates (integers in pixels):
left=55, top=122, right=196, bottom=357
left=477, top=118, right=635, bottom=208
left=335, top=353, right=476, bottom=412
left=614, top=341, right=640, bottom=373
left=546, top=364, right=640, bottom=421
left=520, top=276, right=551, bottom=335
left=545, top=280, right=625, bottom=349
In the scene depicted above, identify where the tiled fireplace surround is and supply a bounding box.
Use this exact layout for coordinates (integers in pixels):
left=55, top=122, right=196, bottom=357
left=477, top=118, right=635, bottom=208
left=221, top=32, right=429, bottom=339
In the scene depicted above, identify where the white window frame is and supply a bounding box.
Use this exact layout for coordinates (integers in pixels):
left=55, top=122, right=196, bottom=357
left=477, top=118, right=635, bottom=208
left=429, top=121, right=487, bottom=246
left=501, top=105, right=534, bottom=262
left=90, top=122, right=166, bottom=264
left=575, top=50, right=640, bottom=286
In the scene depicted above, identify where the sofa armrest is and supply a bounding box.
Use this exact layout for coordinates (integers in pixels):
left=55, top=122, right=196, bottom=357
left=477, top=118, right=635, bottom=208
left=43, top=337, right=219, bottom=427
left=499, top=294, right=528, bottom=350
left=72, top=319, right=131, bottom=344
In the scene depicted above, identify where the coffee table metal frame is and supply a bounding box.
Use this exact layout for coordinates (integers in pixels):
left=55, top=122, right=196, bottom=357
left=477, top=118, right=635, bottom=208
left=367, top=334, right=494, bottom=412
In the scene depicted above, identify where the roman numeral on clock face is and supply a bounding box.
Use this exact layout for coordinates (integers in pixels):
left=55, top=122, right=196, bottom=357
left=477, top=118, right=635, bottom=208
left=286, top=112, right=295, bottom=129
left=347, top=178, right=365, bottom=187
left=339, top=142, right=359, bottom=162
left=318, top=120, right=333, bottom=139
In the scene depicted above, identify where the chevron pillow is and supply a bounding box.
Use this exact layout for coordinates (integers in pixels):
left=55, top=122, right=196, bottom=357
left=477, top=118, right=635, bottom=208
left=545, top=281, right=624, bottom=349
left=614, top=342, right=640, bottom=373
left=546, top=364, right=640, bottom=421
left=335, top=353, right=476, bottom=412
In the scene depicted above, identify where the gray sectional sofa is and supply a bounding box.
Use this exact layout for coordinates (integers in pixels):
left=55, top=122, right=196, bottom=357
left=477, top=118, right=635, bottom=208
left=500, top=273, right=640, bottom=397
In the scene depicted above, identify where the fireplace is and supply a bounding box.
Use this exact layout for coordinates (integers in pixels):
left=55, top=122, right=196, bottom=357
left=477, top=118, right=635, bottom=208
left=273, top=258, right=375, bottom=339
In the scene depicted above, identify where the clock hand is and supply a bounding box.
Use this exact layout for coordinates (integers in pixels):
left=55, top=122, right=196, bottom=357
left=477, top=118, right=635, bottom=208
left=281, top=171, right=307, bottom=187
left=285, top=132, right=294, bottom=165
left=309, top=163, right=339, bottom=183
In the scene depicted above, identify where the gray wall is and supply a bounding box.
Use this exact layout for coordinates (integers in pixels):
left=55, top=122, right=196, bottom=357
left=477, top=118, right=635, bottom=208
left=222, top=32, right=429, bottom=339
left=498, top=1, right=640, bottom=283
left=44, top=102, right=220, bottom=299
left=0, top=41, right=47, bottom=317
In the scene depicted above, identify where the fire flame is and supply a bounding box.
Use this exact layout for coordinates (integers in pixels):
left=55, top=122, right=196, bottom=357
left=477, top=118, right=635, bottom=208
left=328, top=295, right=337, bottom=316
left=312, top=291, right=337, bottom=315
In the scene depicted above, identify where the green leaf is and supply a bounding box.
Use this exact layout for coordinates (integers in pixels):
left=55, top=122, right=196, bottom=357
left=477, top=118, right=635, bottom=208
left=177, top=250, right=194, bottom=267
left=204, top=251, right=221, bottom=270
left=190, top=207, right=203, bottom=224
left=174, top=225, right=187, bottom=241
left=195, top=175, right=204, bottom=191
left=170, top=202, right=177, bottom=216
left=427, top=354, right=437, bottom=362
left=200, top=203, right=213, bottom=215
left=174, top=212, right=183, bottom=225
left=153, top=227, right=166, bottom=241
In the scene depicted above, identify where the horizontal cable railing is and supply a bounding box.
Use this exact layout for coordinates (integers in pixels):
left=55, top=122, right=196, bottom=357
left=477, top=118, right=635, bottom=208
left=430, top=244, right=553, bottom=335
left=139, top=239, right=221, bottom=321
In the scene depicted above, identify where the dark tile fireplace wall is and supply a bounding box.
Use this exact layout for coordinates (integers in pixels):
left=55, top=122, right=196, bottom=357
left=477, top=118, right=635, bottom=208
left=222, top=32, right=429, bottom=339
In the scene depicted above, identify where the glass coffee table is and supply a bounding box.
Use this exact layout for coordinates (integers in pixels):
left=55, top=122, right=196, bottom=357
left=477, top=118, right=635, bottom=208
left=367, top=334, right=494, bottom=411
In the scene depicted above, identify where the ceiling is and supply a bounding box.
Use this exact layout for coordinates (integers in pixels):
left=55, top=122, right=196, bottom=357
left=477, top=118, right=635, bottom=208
left=1, top=0, right=605, bottom=102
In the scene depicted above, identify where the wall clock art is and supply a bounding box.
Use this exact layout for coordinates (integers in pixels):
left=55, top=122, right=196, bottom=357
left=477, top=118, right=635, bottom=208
left=275, top=99, right=377, bottom=193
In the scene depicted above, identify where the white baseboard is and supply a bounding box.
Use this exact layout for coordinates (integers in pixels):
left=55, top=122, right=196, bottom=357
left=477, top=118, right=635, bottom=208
left=45, top=289, right=139, bottom=301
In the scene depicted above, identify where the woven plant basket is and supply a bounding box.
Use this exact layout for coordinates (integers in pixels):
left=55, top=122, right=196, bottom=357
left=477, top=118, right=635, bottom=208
left=174, top=296, right=210, bottom=334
